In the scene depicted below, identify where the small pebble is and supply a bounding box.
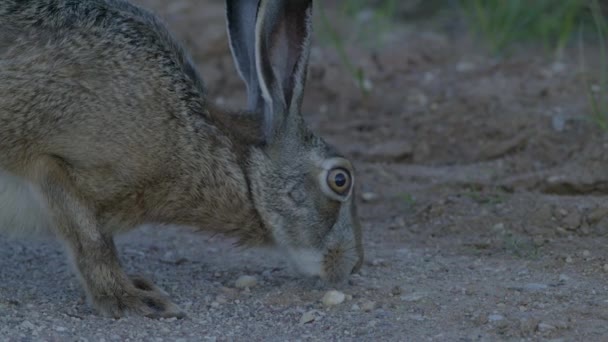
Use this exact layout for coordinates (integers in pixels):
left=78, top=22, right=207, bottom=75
left=322, top=290, right=346, bottom=307
left=370, top=259, right=386, bottom=267
left=565, top=256, right=573, bottom=263
left=582, top=250, right=591, bottom=258
left=492, top=223, right=505, bottom=232
left=603, top=264, right=608, bottom=272
left=400, top=292, right=426, bottom=302
left=235, top=275, right=257, bottom=289
left=537, top=322, right=556, bottom=332
left=456, top=61, right=475, bottom=72
left=215, top=295, right=227, bottom=304
left=361, top=192, right=379, bottom=202
left=300, top=310, right=319, bottom=324
left=361, top=300, right=376, bottom=312
left=524, top=283, right=548, bottom=292
left=558, top=274, right=570, bottom=283
left=488, top=314, right=504, bottom=322
left=20, top=321, right=35, bottom=330
left=54, top=326, right=67, bottom=332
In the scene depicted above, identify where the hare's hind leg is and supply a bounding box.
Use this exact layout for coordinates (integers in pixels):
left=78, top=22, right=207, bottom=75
left=33, top=156, right=184, bottom=318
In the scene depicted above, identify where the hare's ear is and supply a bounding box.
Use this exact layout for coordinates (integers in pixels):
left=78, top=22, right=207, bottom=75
left=254, top=0, right=313, bottom=140
left=226, top=0, right=263, bottom=112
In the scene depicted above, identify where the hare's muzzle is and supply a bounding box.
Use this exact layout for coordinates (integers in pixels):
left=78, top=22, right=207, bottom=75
left=315, top=205, right=364, bottom=284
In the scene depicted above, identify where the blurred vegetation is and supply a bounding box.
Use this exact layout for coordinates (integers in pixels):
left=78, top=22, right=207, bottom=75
left=460, top=0, right=588, bottom=55
left=582, top=0, right=608, bottom=130
left=318, top=0, right=608, bottom=128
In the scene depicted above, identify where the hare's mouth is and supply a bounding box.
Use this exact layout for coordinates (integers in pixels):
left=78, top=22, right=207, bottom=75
left=286, top=248, right=323, bottom=277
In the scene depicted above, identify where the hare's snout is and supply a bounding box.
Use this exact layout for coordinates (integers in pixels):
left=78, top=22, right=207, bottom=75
left=320, top=244, right=362, bottom=284
left=287, top=242, right=362, bottom=284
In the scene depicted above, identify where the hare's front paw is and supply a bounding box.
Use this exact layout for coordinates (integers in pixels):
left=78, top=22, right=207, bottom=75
left=93, top=276, right=185, bottom=319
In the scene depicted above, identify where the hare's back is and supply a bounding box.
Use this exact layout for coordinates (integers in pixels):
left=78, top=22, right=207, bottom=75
left=0, top=0, right=213, bottom=188
left=0, top=0, right=203, bottom=90
left=0, top=0, right=206, bottom=159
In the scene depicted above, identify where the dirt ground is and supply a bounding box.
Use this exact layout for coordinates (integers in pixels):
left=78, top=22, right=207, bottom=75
left=2, top=1, right=608, bottom=341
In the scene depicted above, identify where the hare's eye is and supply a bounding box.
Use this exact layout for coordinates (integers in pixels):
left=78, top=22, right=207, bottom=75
left=327, top=168, right=351, bottom=195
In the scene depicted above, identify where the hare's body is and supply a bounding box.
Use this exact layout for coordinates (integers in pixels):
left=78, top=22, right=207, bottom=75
left=0, top=0, right=266, bottom=239
left=0, top=0, right=363, bottom=318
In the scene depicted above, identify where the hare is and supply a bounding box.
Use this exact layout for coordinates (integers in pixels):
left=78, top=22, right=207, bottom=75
left=0, top=0, right=364, bottom=318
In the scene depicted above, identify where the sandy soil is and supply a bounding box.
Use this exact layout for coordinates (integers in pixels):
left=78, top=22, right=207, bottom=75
left=2, top=1, right=608, bottom=341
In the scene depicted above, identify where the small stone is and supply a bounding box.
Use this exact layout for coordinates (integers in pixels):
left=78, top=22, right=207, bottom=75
left=55, top=326, right=67, bottom=332
left=215, top=295, right=227, bottom=304
left=551, top=115, right=566, bottom=132
left=603, top=264, right=608, bottom=272
left=551, top=62, right=566, bottom=73
left=390, top=286, right=402, bottom=296
left=491, top=223, right=505, bottom=232
left=400, top=292, right=426, bottom=302
left=562, top=211, right=581, bottom=230
left=235, top=275, right=257, bottom=289
left=220, top=286, right=239, bottom=299
left=361, top=300, right=375, bottom=312
left=351, top=304, right=360, bottom=311
left=210, top=301, right=220, bottom=308
left=456, top=61, right=475, bottom=72
left=523, top=283, right=548, bottom=292
left=558, top=274, right=570, bottom=283
left=408, top=314, right=425, bottom=321
left=537, top=322, right=556, bottom=332
left=488, top=314, right=504, bottom=322
left=370, top=259, right=386, bottom=267
left=321, top=290, right=346, bottom=307
left=361, top=192, right=379, bottom=202
left=582, top=250, right=591, bottom=258
left=20, top=321, right=35, bottom=330
left=565, top=256, right=573, bottom=263
left=300, top=310, right=319, bottom=324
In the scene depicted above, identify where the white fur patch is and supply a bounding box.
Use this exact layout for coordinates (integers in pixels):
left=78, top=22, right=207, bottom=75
left=0, top=170, right=51, bottom=238
left=288, top=248, right=323, bottom=276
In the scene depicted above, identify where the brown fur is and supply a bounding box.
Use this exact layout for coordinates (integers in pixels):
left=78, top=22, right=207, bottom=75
left=0, top=0, right=363, bottom=318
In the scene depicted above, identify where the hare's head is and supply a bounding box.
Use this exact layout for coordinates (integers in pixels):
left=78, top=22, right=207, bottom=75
left=227, top=0, right=363, bottom=283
